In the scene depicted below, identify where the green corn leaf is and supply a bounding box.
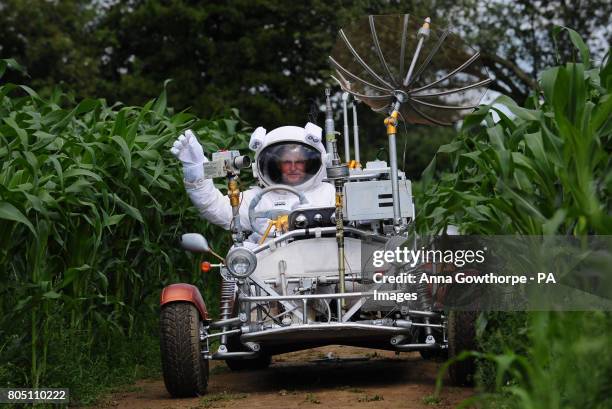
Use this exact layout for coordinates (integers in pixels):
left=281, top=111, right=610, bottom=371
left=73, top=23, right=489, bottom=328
left=437, top=141, right=462, bottom=153
left=153, top=79, right=172, bottom=116
left=4, top=117, right=29, bottom=147
left=0, top=58, right=27, bottom=78
left=103, top=213, right=126, bottom=227
left=65, top=178, right=92, bottom=193
left=64, top=168, right=103, bottom=182
left=0, top=201, right=37, bottom=236
left=494, top=95, right=540, bottom=121
left=556, top=26, right=591, bottom=69
left=43, top=290, right=61, bottom=299
left=111, top=134, right=132, bottom=172
left=112, top=193, right=143, bottom=223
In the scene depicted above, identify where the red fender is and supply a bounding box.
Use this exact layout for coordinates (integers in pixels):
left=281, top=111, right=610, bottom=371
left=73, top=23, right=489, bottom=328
left=160, top=283, right=210, bottom=320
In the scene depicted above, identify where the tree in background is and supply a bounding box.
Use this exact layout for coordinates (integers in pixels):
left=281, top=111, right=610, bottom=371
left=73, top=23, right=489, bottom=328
left=0, top=0, right=100, bottom=95
left=1, top=0, right=610, bottom=177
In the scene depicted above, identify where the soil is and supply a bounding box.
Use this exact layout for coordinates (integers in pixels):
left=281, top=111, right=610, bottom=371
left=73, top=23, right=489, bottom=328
left=93, top=346, right=473, bottom=409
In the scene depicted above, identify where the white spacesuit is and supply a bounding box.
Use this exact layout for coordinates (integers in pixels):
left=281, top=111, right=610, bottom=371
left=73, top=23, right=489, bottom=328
left=171, top=122, right=335, bottom=244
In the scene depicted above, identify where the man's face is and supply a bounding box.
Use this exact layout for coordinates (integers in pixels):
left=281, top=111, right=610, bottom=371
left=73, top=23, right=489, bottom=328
left=280, top=150, right=307, bottom=185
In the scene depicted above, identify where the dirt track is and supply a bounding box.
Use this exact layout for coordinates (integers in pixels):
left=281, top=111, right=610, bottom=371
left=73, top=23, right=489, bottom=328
left=95, top=346, right=472, bottom=409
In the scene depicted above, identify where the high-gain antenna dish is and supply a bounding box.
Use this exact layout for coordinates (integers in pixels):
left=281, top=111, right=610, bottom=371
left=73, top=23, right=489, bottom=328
left=329, top=14, right=492, bottom=126
left=329, top=14, right=492, bottom=229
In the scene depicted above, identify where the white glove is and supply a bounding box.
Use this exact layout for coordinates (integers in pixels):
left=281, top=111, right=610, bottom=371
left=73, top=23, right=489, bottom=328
left=170, top=129, right=207, bottom=182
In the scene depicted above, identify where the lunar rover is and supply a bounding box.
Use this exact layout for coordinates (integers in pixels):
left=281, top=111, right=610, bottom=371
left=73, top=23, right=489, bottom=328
left=159, top=14, right=491, bottom=397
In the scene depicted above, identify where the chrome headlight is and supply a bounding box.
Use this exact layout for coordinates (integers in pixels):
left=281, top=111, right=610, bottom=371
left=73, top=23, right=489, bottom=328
left=226, top=247, right=257, bottom=279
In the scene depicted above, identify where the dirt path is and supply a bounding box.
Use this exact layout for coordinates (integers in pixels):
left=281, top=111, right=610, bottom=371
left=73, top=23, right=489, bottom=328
left=95, top=346, right=472, bottom=409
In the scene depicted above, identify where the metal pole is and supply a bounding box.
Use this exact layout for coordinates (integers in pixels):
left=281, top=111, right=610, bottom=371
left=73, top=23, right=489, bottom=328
left=342, top=92, right=350, bottom=163
left=324, top=89, right=335, bottom=156
left=384, top=99, right=402, bottom=227
left=324, top=88, right=349, bottom=310
left=228, top=175, right=243, bottom=245
left=403, top=37, right=425, bottom=86
left=352, top=103, right=360, bottom=166
left=388, top=132, right=401, bottom=225
left=403, top=17, right=431, bottom=87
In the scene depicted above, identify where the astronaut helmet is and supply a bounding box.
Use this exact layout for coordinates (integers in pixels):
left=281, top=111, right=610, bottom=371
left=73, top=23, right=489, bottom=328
left=249, top=122, right=327, bottom=191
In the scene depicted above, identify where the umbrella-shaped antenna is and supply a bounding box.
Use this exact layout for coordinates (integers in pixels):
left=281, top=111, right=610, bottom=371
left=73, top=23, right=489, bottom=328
left=329, top=14, right=492, bottom=229
left=329, top=14, right=492, bottom=126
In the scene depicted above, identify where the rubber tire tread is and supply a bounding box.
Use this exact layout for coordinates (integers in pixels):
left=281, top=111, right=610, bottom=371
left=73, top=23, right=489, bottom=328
left=160, top=302, right=209, bottom=397
left=447, top=310, right=478, bottom=386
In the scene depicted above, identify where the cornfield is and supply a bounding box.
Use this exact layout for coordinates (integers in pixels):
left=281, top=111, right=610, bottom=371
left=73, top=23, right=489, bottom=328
left=0, top=59, right=249, bottom=402
left=420, top=29, right=612, bottom=408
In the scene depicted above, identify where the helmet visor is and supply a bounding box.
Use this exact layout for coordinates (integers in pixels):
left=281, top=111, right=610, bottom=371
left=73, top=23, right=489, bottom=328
left=257, top=142, right=322, bottom=186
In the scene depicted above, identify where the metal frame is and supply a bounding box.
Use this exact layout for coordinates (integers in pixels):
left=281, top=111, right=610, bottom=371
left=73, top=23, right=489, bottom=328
left=199, top=224, right=448, bottom=361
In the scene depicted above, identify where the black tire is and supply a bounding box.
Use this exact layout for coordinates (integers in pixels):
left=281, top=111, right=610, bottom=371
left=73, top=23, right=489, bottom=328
left=160, top=302, right=209, bottom=397
left=447, top=310, right=478, bottom=386
left=225, top=354, right=272, bottom=371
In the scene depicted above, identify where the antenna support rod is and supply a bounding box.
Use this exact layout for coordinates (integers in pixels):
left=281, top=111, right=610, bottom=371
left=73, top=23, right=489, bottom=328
left=403, top=17, right=431, bottom=86
left=352, top=102, right=361, bottom=167
left=384, top=99, right=403, bottom=228
left=325, top=88, right=350, bottom=310
left=325, top=88, right=336, bottom=156
left=342, top=92, right=350, bottom=163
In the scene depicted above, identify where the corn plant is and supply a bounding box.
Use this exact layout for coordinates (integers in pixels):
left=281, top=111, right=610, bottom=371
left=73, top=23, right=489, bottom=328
left=418, top=28, right=611, bottom=236
left=418, top=29, right=612, bottom=409
left=0, top=58, right=250, bottom=397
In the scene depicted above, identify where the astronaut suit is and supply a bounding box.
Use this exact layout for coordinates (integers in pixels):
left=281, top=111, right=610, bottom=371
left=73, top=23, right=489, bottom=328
left=171, top=122, right=335, bottom=244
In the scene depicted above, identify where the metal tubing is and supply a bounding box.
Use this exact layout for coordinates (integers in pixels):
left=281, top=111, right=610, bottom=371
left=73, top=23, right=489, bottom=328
left=278, top=260, right=288, bottom=296
left=339, top=29, right=395, bottom=89
left=399, top=14, right=409, bottom=80
left=369, top=15, right=398, bottom=87
left=409, top=30, right=450, bottom=85
left=352, top=103, right=360, bottom=165
left=263, top=274, right=361, bottom=286
left=411, top=52, right=482, bottom=93
left=388, top=132, right=402, bottom=226
left=356, top=318, right=410, bottom=328
left=241, top=322, right=412, bottom=342
left=329, top=57, right=391, bottom=93
left=406, top=100, right=451, bottom=126
left=404, top=310, right=440, bottom=318
left=403, top=36, right=425, bottom=86
left=394, top=343, right=440, bottom=351
left=403, top=18, right=431, bottom=86
left=342, top=93, right=350, bottom=163
left=337, top=236, right=346, bottom=303
left=410, top=322, right=445, bottom=329
left=244, top=342, right=261, bottom=352
left=205, top=328, right=241, bottom=339
left=240, top=290, right=392, bottom=302
left=325, top=88, right=335, bottom=155
left=209, top=317, right=243, bottom=329
left=211, top=351, right=258, bottom=360
left=412, top=78, right=493, bottom=98
left=251, top=226, right=387, bottom=255
left=390, top=335, right=407, bottom=345
left=412, top=99, right=479, bottom=110
left=247, top=274, right=303, bottom=322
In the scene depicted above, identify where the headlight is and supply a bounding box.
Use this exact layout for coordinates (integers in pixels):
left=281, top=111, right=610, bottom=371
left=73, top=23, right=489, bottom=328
left=226, top=247, right=257, bottom=279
